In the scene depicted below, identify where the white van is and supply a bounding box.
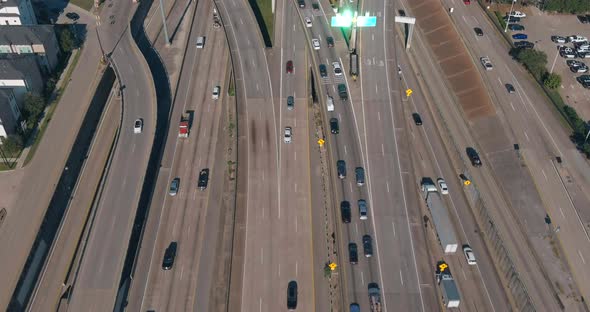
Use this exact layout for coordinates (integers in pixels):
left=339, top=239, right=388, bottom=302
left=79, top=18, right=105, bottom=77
left=327, top=96, right=334, bottom=112
left=196, top=36, right=205, bottom=49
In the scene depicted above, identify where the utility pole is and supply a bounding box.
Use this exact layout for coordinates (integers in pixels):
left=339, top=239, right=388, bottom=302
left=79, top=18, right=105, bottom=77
left=159, top=0, right=170, bottom=45
left=504, top=0, right=516, bottom=33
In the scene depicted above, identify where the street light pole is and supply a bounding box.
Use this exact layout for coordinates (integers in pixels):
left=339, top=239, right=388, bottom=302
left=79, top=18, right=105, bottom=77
left=504, top=0, right=516, bottom=33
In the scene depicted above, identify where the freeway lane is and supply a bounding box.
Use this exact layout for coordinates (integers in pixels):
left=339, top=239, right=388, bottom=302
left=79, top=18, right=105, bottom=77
left=67, top=0, right=156, bottom=310
left=215, top=0, right=283, bottom=310
left=394, top=31, right=510, bottom=311
left=270, top=0, right=316, bottom=310
left=135, top=0, right=229, bottom=310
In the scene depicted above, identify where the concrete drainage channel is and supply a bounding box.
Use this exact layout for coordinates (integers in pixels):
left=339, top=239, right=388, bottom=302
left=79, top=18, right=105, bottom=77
left=8, top=68, right=117, bottom=311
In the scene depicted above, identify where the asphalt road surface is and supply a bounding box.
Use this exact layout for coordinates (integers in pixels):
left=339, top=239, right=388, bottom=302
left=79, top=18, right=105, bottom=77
left=131, top=0, right=230, bottom=310
left=66, top=0, right=156, bottom=310
left=216, top=0, right=287, bottom=310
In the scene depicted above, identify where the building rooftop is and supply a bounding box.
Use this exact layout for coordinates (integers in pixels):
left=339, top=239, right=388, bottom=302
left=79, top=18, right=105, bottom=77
left=0, top=55, right=37, bottom=79
left=0, top=25, right=56, bottom=47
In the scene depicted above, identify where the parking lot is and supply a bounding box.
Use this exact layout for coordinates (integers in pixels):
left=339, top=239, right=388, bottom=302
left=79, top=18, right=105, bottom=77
left=512, top=7, right=590, bottom=118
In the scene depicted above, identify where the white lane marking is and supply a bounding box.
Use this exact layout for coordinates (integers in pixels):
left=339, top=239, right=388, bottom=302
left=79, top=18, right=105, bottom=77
left=361, top=271, right=365, bottom=285
left=256, top=83, right=260, bottom=91
left=355, top=223, right=359, bottom=236
left=462, top=268, right=467, bottom=280
left=524, top=131, right=530, bottom=142
left=240, top=18, right=243, bottom=24
left=259, top=297, right=262, bottom=312
left=392, top=221, right=396, bottom=237
left=296, top=261, right=299, bottom=276
left=372, top=34, right=375, bottom=41
left=550, top=50, right=560, bottom=73
left=386, top=181, right=390, bottom=193
left=579, top=250, right=586, bottom=264
left=399, top=270, right=404, bottom=285
left=375, top=85, right=378, bottom=93
left=295, top=215, right=298, bottom=232
left=560, top=206, right=565, bottom=218
left=349, top=182, right=353, bottom=193
left=510, top=101, right=515, bottom=111
left=377, top=111, right=381, bottom=120
left=294, top=151, right=297, bottom=160
left=344, top=145, right=348, bottom=155
left=541, top=169, right=548, bottom=181
left=382, top=143, right=385, bottom=156
left=261, top=247, right=264, bottom=264
left=278, top=263, right=281, bottom=276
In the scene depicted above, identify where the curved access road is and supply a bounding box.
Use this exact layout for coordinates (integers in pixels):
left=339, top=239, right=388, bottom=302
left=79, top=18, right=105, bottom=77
left=66, top=0, right=156, bottom=310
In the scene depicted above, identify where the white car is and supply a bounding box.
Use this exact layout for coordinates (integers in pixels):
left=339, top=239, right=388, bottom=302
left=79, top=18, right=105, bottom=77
left=312, top=38, right=320, bottom=50
left=480, top=56, right=493, bottom=70
left=212, top=85, right=220, bottom=100
left=437, top=178, right=449, bottom=195
left=327, top=95, right=334, bottom=112
left=134, top=118, right=143, bottom=134
left=305, top=17, right=312, bottom=27
left=284, top=127, right=292, bottom=143
left=568, top=35, right=588, bottom=43
left=332, top=61, right=343, bottom=76
left=551, top=35, right=566, bottom=43
left=508, top=11, right=526, bottom=18
left=463, top=245, right=477, bottom=265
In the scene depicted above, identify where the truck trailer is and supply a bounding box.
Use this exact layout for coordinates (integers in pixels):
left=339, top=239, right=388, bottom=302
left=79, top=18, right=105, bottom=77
left=421, top=178, right=458, bottom=253
left=436, top=261, right=461, bottom=308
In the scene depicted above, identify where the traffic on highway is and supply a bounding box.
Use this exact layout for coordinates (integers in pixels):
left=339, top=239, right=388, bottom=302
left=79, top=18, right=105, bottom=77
left=4, top=0, right=590, bottom=311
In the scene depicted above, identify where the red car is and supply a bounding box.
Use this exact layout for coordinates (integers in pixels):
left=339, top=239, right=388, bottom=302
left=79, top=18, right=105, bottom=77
left=463, top=0, right=470, bottom=4
left=286, top=60, right=293, bottom=74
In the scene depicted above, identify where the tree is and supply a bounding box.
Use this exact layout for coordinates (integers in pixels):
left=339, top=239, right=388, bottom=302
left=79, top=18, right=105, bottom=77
left=59, top=28, right=75, bottom=53
left=23, top=93, right=45, bottom=129
left=1, top=134, right=24, bottom=155
left=516, top=49, right=547, bottom=80
left=543, top=73, right=562, bottom=89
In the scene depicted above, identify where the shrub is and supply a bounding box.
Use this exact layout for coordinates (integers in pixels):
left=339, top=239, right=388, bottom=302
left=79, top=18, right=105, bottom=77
left=543, top=73, right=562, bottom=89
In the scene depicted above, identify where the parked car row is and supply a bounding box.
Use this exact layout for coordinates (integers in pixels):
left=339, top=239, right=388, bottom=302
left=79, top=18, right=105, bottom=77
left=552, top=35, right=590, bottom=88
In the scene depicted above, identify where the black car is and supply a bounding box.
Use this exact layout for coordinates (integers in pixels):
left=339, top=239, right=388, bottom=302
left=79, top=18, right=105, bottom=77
left=330, top=118, right=339, bottom=134
left=474, top=27, right=483, bottom=36
left=348, top=243, right=358, bottom=264
left=355, top=167, right=365, bottom=186
left=66, top=12, right=80, bottom=21
left=504, top=15, right=521, bottom=23
left=578, top=15, right=589, bottom=24
left=362, top=235, right=373, bottom=257
left=466, top=147, right=482, bottom=167
left=326, top=36, right=334, bottom=47
left=198, top=168, right=210, bottom=190
left=514, top=41, right=534, bottom=49
left=287, top=281, right=298, bottom=310
left=341, top=201, right=351, bottom=223
left=398, top=9, right=406, bottom=17
left=505, top=83, right=515, bottom=93
left=297, top=0, right=305, bottom=8
left=577, top=75, right=590, bottom=88
left=412, top=113, right=423, bottom=125
left=508, top=24, right=525, bottom=31
left=162, top=242, right=178, bottom=270
left=319, top=64, right=327, bottom=78
left=337, top=160, right=346, bottom=179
